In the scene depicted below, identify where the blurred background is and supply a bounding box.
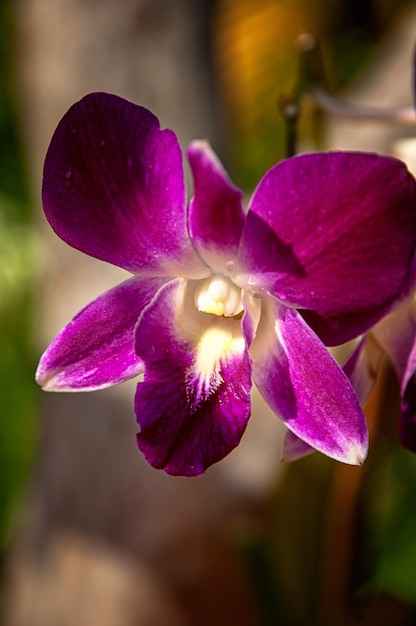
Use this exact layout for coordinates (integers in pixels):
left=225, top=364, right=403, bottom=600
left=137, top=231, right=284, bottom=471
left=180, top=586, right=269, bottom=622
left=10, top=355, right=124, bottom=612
left=1, top=0, right=416, bottom=624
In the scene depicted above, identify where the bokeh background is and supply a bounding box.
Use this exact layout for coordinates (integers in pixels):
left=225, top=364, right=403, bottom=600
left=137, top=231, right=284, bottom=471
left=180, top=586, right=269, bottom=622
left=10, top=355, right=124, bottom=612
left=1, top=1, right=416, bottom=624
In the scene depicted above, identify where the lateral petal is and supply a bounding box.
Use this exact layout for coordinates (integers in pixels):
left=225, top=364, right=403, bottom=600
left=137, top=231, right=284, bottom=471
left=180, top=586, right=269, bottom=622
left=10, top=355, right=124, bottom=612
left=236, top=152, right=416, bottom=343
left=42, top=92, right=207, bottom=278
left=134, top=278, right=252, bottom=476
left=250, top=296, right=368, bottom=465
left=36, top=277, right=167, bottom=391
left=282, top=336, right=381, bottom=461
left=187, top=140, right=245, bottom=273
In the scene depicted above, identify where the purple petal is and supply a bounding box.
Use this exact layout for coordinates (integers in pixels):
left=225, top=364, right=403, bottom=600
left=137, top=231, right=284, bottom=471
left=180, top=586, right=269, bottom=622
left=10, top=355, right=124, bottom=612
left=42, top=92, right=207, bottom=278
left=134, top=278, right=252, bottom=476
left=187, top=141, right=245, bottom=273
left=36, top=277, right=167, bottom=391
left=281, top=338, right=379, bottom=462
left=250, top=295, right=368, bottom=464
left=282, top=429, right=315, bottom=461
left=236, top=152, right=416, bottom=344
left=282, top=337, right=381, bottom=462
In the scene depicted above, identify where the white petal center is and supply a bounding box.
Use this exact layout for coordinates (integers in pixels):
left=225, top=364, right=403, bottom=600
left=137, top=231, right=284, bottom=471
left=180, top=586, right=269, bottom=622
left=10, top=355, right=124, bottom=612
left=194, top=274, right=244, bottom=317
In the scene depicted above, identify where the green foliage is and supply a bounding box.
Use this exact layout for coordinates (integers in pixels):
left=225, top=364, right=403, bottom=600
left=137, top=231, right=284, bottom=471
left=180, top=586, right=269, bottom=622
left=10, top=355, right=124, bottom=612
left=0, top=197, right=37, bottom=551
left=358, top=441, right=416, bottom=604
left=0, top=0, right=37, bottom=552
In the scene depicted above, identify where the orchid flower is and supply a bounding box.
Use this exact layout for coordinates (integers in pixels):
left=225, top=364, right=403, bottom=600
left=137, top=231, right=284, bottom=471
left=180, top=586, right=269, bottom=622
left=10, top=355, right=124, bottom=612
left=36, top=92, right=416, bottom=476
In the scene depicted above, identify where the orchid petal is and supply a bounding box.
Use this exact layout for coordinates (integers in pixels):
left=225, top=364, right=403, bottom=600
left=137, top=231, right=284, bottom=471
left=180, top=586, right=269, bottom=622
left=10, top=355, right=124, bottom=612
left=134, top=278, right=252, bottom=476
left=250, top=295, right=368, bottom=464
left=281, top=337, right=380, bottom=461
left=42, top=93, right=207, bottom=278
left=236, top=152, right=416, bottom=344
left=282, top=429, right=315, bottom=462
left=36, top=277, right=167, bottom=391
left=187, top=140, right=245, bottom=273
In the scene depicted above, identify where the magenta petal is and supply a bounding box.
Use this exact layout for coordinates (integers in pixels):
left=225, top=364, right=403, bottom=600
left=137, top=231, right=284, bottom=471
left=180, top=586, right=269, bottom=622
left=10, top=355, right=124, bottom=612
left=42, top=93, right=206, bottom=278
left=250, top=296, right=368, bottom=464
left=236, top=152, right=416, bottom=343
left=282, top=430, right=315, bottom=461
left=187, top=141, right=245, bottom=272
left=36, top=277, right=167, bottom=391
left=281, top=338, right=378, bottom=462
left=134, top=279, right=252, bottom=476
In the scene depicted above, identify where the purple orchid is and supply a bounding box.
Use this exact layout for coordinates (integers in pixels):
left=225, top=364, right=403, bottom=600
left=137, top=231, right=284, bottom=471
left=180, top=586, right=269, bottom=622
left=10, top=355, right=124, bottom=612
left=36, top=92, right=416, bottom=476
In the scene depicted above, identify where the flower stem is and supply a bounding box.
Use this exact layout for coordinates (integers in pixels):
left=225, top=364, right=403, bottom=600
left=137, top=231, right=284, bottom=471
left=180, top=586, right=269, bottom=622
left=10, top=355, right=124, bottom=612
left=277, top=93, right=300, bottom=158
left=310, top=86, right=416, bottom=125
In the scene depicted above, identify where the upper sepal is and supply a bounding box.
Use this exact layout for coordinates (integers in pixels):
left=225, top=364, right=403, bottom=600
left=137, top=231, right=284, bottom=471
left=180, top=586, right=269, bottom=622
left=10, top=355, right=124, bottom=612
left=42, top=92, right=207, bottom=279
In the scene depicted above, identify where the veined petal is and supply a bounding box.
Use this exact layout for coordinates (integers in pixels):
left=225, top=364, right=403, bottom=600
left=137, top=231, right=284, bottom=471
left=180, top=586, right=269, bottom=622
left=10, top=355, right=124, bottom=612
left=250, top=295, right=368, bottom=464
left=187, top=140, right=245, bottom=273
left=134, top=278, right=252, bottom=476
left=236, top=152, right=416, bottom=344
left=36, top=276, right=167, bottom=391
left=281, top=337, right=380, bottom=462
left=42, top=93, right=207, bottom=278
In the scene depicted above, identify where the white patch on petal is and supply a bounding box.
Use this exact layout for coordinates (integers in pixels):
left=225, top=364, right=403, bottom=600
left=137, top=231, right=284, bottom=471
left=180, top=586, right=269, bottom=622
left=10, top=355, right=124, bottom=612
left=186, top=320, right=245, bottom=407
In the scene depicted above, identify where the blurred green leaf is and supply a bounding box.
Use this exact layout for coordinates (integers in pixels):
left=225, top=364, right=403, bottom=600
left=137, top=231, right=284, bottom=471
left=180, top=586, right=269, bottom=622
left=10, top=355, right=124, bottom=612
left=0, top=195, right=37, bottom=550
left=0, top=0, right=37, bottom=554
left=358, top=441, right=416, bottom=604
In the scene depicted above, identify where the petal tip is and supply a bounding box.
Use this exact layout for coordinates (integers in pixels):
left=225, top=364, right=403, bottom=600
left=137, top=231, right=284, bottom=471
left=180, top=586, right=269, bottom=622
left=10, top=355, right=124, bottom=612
left=35, top=372, right=61, bottom=392
left=35, top=366, right=66, bottom=392
left=340, top=439, right=368, bottom=466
